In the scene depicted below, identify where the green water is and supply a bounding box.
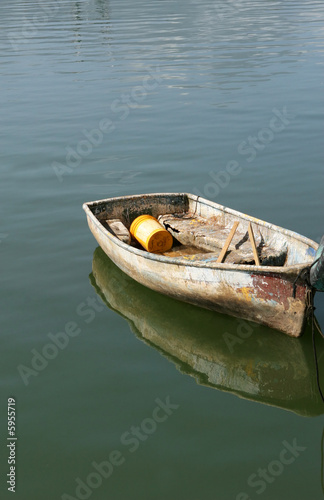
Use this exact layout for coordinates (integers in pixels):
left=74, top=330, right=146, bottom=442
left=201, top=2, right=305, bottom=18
left=1, top=1, right=324, bottom=499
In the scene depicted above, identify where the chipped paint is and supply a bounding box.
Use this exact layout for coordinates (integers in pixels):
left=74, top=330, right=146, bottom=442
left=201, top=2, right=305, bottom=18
left=83, top=193, right=319, bottom=337
left=240, top=287, right=253, bottom=302
left=307, top=247, right=316, bottom=257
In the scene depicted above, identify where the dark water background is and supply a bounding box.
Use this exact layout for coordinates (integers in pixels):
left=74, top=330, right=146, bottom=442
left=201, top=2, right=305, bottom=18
left=1, top=1, right=324, bottom=499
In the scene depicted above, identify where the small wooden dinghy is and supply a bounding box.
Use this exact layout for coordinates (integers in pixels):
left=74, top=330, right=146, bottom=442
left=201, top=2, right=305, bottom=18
left=83, top=193, right=322, bottom=337
left=90, top=248, right=324, bottom=417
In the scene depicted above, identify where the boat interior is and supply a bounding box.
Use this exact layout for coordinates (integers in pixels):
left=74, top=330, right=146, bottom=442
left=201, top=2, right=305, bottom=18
left=158, top=212, right=287, bottom=266
left=88, top=193, right=315, bottom=267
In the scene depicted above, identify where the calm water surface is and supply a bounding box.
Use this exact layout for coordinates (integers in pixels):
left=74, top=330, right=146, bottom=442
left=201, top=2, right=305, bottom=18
left=1, top=1, right=324, bottom=499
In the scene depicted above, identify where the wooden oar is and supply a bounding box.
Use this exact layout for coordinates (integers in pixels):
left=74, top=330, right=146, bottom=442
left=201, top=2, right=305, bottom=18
left=248, top=222, right=260, bottom=266
left=217, top=221, right=239, bottom=263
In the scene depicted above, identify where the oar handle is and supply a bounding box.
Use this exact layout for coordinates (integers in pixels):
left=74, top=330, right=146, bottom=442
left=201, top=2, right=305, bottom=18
left=217, top=221, right=239, bottom=263
left=248, top=222, right=260, bottom=266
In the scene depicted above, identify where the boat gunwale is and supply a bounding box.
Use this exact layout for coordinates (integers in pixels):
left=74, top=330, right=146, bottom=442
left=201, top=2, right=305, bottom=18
left=83, top=193, right=318, bottom=274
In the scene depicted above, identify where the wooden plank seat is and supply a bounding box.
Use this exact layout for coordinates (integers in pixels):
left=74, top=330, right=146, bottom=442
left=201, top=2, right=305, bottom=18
left=159, top=213, right=287, bottom=266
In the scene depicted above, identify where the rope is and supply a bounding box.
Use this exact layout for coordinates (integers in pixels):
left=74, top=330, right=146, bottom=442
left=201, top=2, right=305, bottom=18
left=172, top=195, right=200, bottom=219
left=292, top=257, right=319, bottom=298
left=304, top=289, right=324, bottom=404
left=293, top=261, right=324, bottom=404
left=322, top=427, right=324, bottom=495
left=311, top=319, right=324, bottom=405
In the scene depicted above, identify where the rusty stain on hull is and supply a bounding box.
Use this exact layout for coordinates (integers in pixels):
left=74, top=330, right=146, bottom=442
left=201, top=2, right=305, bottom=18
left=83, top=193, right=318, bottom=337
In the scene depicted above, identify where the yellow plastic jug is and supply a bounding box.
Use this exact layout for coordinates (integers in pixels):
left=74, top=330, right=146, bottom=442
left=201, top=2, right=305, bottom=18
left=130, top=215, right=173, bottom=253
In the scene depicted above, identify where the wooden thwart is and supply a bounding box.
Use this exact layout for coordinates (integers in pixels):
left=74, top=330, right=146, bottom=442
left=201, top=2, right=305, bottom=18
left=106, top=219, right=131, bottom=245
left=217, top=221, right=239, bottom=263
left=248, top=222, right=260, bottom=266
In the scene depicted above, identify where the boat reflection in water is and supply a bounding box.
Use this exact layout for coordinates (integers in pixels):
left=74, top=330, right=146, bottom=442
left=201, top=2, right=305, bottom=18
left=90, top=247, right=324, bottom=417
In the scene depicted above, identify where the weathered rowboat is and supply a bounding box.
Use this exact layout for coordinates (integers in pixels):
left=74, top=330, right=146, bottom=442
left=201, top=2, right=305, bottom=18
left=90, top=247, right=324, bottom=417
left=83, top=193, right=323, bottom=337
